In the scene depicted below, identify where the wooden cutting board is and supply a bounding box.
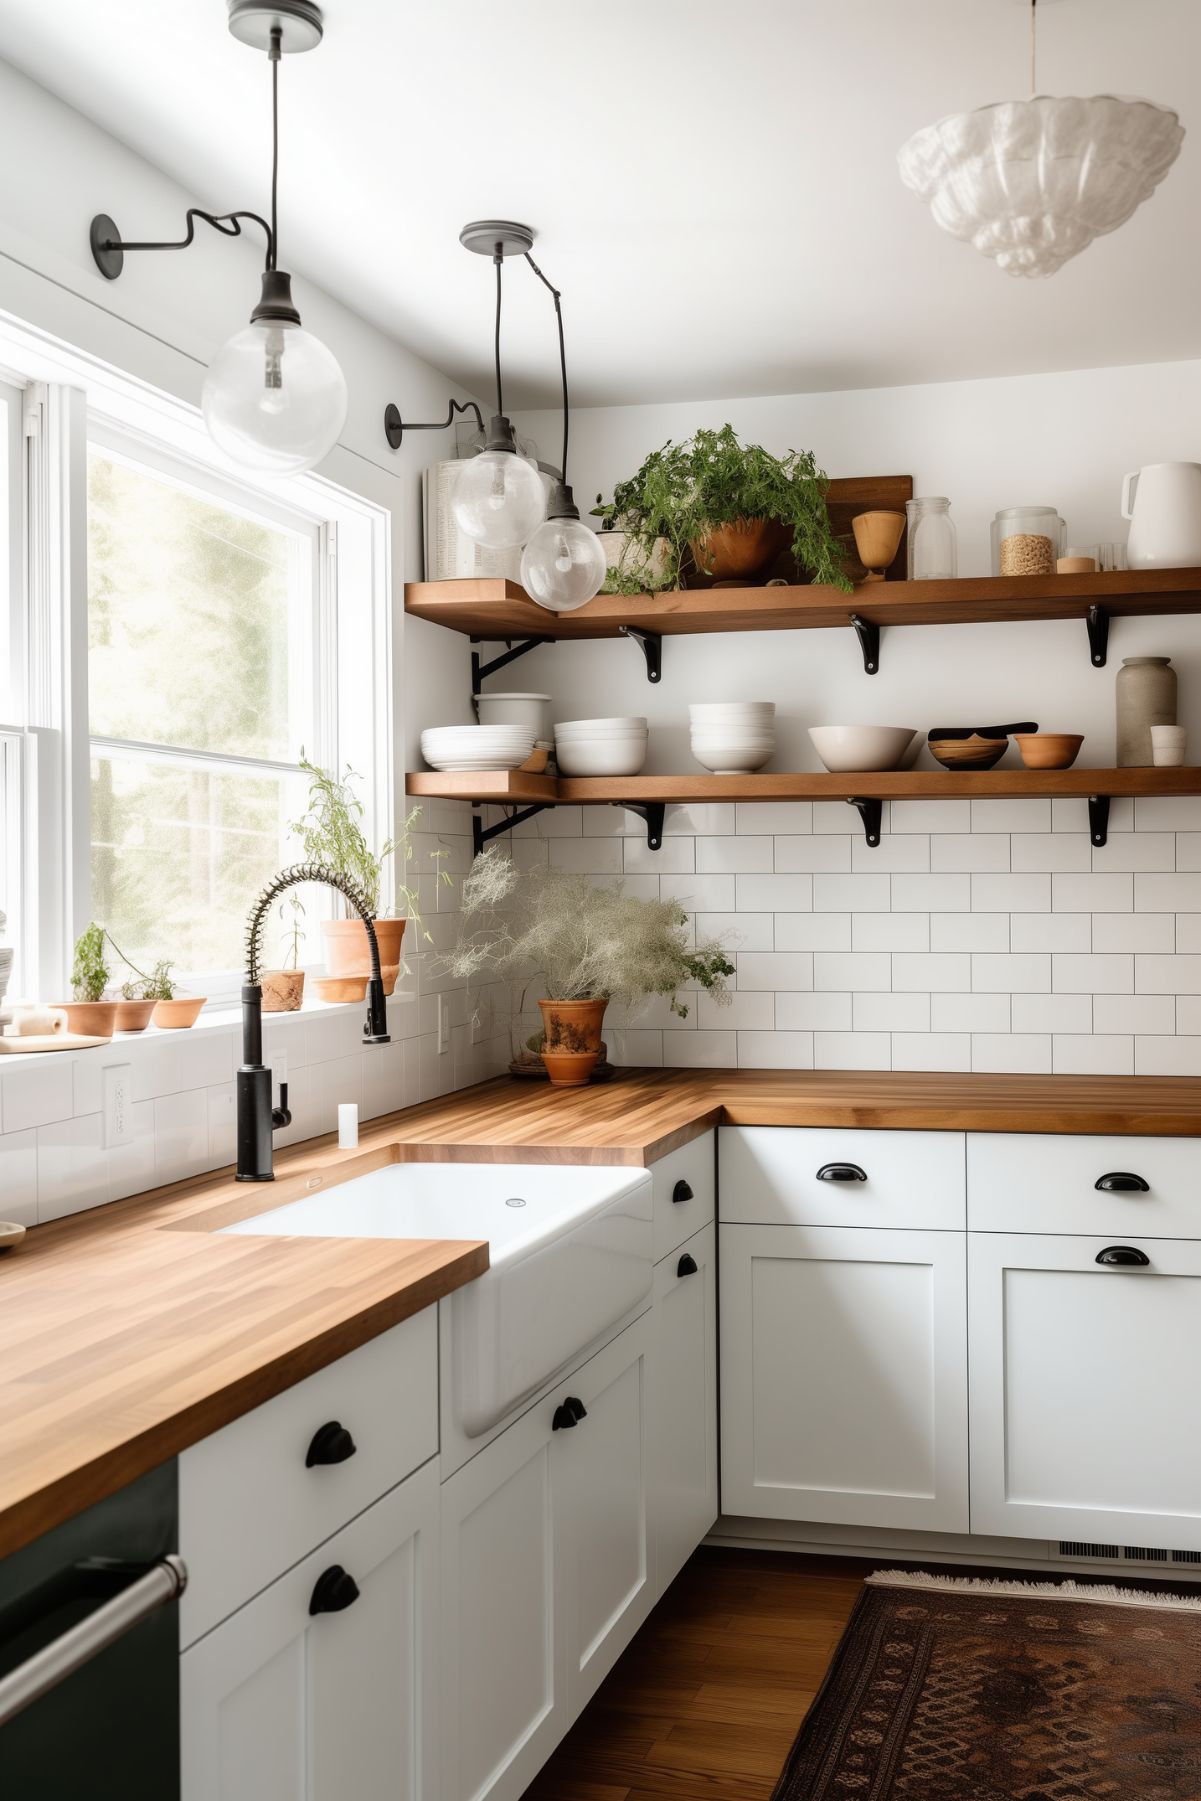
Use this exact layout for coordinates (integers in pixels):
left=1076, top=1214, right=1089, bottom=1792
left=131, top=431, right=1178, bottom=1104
left=0, top=1032, right=109, bottom=1053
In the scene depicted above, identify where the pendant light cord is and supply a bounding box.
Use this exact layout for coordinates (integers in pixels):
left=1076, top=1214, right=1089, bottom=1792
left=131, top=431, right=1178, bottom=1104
left=267, top=25, right=282, bottom=270
left=524, top=252, right=568, bottom=484
left=493, top=252, right=504, bottom=416
left=1029, top=0, right=1037, bottom=97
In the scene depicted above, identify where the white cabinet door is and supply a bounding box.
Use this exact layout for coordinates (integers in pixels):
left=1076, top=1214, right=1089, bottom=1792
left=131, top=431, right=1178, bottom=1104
left=720, top=1223, right=969, bottom=1533
left=181, top=1459, right=439, bottom=1801
left=651, top=1223, right=717, bottom=1594
left=557, top=1313, right=654, bottom=1716
left=969, top=1232, right=1201, bottom=1551
left=439, top=1397, right=561, bottom=1801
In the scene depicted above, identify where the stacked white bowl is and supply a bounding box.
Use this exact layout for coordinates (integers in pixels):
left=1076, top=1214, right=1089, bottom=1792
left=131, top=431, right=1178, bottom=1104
left=554, top=716, right=648, bottom=776
left=689, top=702, right=776, bottom=774
left=421, top=724, right=536, bottom=772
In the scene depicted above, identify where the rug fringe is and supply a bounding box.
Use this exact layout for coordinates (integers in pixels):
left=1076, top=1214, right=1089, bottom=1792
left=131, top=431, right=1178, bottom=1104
left=867, top=1568, right=1201, bottom=1612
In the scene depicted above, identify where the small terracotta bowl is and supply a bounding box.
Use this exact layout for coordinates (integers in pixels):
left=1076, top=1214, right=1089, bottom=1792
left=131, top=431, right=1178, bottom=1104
left=1015, top=732, right=1083, bottom=770
left=115, top=999, right=157, bottom=1033
left=152, top=996, right=206, bottom=1029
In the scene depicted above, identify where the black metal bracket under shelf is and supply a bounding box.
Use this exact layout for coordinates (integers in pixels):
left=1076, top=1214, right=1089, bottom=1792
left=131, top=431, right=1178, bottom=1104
left=1088, top=794, right=1111, bottom=848
left=615, top=801, right=667, bottom=850
left=472, top=803, right=552, bottom=858
left=1087, top=605, right=1110, bottom=668
left=618, top=625, right=662, bottom=683
left=850, top=613, right=880, bottom=675
left=846, top=796, right=884, bottom=847
left=470, top=635, right=551, bottom=705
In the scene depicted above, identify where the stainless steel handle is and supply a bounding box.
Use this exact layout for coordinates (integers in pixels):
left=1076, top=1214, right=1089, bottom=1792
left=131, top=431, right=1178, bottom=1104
left=0, top=1554, right=187, bottom=1729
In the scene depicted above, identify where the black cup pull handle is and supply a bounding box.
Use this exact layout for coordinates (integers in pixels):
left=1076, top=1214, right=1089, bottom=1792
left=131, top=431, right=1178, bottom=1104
left=552, top=1402, right=577, bottom=1431
left=672, top=1180, right=694, bottom=1205
left=305, top=1421, right=357, bottom=1468
left=309, top=1565, right=360, bottom=1616
left=677, top=1252, right=699, bottom=1278
left=1095, top=1172, right=1150, bottom=1193
left=1095, top=1245, right=1151, bottom=1267
left=816, top=1163, right=867, bottom=1183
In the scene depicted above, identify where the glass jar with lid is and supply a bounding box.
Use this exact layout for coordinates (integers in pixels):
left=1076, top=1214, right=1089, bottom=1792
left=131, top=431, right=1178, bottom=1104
left=906, top=496, right=958, bottom=580
left=991, top=506, right=1065, bottom=577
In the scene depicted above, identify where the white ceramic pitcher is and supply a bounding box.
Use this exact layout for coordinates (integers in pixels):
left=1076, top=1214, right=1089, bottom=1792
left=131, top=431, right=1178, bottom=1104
left=1121, top=462, right=1201, bottom=569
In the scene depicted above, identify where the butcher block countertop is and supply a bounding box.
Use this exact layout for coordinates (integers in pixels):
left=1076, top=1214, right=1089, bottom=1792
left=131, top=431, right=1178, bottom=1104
left=3, top=1065, right=1199, bottom=1560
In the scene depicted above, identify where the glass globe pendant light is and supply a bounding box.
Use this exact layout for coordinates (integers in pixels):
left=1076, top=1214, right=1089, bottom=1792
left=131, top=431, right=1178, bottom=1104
left=451, top=224, right=547, bottom=550
left=518, top=251, right=605, bottom=613
left=90, top=1, right=347, bottom=473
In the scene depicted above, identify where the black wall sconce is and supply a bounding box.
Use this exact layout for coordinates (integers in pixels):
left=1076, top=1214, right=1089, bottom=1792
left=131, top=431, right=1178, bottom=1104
left=383, top=397, right=484, bottom=451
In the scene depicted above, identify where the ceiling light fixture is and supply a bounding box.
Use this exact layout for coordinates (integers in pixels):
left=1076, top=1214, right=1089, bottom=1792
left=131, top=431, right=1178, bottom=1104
left=450, top=222, right=548, bottom=551
left=89, top=0, right=347, bottom=473
left=897, top=0, right=1184, bottom=278
left=518, top=253, right=606, bottom=614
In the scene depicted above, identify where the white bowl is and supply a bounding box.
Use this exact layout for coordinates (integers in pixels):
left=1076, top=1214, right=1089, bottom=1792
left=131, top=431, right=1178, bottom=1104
left=473, top=692, right=551, bottom=735
left=555, top=739, right=648, bottom=776
left=691, top=739, right=774, bottom=774
left=807, top=726, right=918, bottom=773
left=554, top=717, right=648, bottom=735
left=690, top=732, right=776, bottom=750
left=689, top=702, right=776, bottom=718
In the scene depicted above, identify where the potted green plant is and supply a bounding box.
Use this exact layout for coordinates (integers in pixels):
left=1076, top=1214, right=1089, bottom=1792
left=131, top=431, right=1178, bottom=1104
left=261, top=894, right=306, bottom=1013
left=292, top=756, right=448, bottom=997
left=106, top=935, right=205, bottom=1030
left=592, top=425, right=852, bottom=590
left=59, top=922, right=118, bottom=1037
left=442, top=852, right=735, bottom=1086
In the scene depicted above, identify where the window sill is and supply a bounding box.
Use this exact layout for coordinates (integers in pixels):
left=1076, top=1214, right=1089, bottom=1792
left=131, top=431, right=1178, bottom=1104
left=0, top=992, right=414, bottom=1064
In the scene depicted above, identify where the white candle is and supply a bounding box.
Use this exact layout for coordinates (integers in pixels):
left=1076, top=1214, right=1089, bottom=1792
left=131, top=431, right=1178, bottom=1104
left=338, top=1103, right=359, bottom=1150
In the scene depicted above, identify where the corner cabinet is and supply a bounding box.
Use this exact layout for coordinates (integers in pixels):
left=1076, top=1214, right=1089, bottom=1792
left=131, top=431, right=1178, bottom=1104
left=651, top=1221, right=718, bottom=1592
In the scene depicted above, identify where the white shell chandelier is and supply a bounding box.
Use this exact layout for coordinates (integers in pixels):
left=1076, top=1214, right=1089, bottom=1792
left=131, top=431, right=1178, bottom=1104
left=897, top=0, right=1184, bottom=277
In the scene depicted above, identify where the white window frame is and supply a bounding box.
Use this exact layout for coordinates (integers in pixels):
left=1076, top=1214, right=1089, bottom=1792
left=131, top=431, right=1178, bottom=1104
left=0, top=307, right=393, bottom=1007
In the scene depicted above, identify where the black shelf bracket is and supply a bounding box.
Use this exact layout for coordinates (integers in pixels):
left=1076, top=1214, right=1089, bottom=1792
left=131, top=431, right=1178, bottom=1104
left=1088, top=794, right=1111, bottom=849
left=847, top=796, right=884, bottom=847
left=1086, top=605, right=1110, bottom=668
left=618, top=625, right=662, bottom=684
left=472, top=803, right=552, bottom=858
left=850, top=613, right=881, bottom=676
left=470, top=635, right=551, bottom=699
left=616, top=801, right=667, bottom=850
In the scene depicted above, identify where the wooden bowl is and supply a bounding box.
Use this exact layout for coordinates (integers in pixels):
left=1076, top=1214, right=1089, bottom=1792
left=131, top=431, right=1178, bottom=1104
left=1015, top=733, right=1083, bottom=770
left=928, top=735, right=1008, bottom=771
left=851, top=510, right=905, bottom=581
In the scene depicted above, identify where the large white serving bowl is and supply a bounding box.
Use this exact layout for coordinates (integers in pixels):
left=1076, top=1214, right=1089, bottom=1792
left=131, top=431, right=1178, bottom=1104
left=808, top=725, right=918, bottom=772
left=224, top=1159, right=654, bottom=1437
left=473, top=692, right=551, bottom=734
left=555, top=737, right=648, bottom=776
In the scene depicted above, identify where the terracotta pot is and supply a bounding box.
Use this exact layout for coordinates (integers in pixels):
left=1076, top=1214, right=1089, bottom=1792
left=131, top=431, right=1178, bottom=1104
left=152, top=996, right=206, bottom=1029
left=538, top=997, right=608, bottom=1086
left=313, top=976, right=368, bottom=1003
left=689, top=518, right=789, bottom=584
left=56, top=1000, right=118, bottom=1038
left=320, top=917, right=406, bottom=996
left=261, top=969, right=306, bottom=1013
left=115, top=999, right=157, bottom=1033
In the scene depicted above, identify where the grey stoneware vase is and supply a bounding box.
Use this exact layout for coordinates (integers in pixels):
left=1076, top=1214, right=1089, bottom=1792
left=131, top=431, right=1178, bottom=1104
left=1116, top=656, right=1176, bottom=766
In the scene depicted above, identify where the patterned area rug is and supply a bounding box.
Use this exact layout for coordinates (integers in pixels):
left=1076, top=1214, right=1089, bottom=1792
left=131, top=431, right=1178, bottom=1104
left=772, top=1570, right=1201, bottom=1800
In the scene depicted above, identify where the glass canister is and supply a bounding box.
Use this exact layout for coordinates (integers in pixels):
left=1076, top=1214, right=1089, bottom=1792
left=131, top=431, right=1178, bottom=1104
left=906, top=496, right=958, bottom=579
left=991, top=506, right=1065, bottom=576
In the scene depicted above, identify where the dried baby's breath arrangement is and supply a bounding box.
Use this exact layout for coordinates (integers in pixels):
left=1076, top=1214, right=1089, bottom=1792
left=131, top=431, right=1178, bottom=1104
left=442, top=850, right=734, bottom=1018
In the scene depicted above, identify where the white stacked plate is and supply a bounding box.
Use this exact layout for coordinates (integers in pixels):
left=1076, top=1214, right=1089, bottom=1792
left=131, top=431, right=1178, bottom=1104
left=421, top=724, right=537, bottom=772
left=689, top=701, right=776, bottom=774
left=554, top=716, right=648, bottom=777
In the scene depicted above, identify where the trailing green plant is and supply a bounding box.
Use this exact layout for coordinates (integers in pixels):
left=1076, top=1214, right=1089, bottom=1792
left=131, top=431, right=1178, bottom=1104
left=291, top=755, right=451, bottom=934
left=591, top=425, right=851, bottom=591
left=105, top=933, right=177, bottom=1000
left=71, top=921, right=110, bottom=1002
left=441, top=851, right=735, bottom=1019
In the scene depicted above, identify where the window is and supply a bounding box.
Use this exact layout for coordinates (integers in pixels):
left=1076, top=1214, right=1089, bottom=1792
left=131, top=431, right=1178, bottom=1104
left=86, top=435, right=326, bottom=989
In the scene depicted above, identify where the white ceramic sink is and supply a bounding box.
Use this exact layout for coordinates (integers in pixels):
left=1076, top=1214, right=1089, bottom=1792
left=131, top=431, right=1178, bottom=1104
left=224, top=1161, right=654, bottom=1435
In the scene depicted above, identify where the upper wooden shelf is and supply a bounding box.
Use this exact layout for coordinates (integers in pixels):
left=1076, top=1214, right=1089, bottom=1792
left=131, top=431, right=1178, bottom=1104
left=404, top=568, right=1201, bottom=643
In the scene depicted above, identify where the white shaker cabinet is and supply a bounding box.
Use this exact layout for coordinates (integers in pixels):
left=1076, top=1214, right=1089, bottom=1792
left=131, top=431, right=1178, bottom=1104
left=180, top=1458, right=440, bottom=1801
left=720, top=1222, right=969, bottom=1533
left=650, top=1221, right=718, bottom=1594
left=968, top=1231, right=1201, bottom=1552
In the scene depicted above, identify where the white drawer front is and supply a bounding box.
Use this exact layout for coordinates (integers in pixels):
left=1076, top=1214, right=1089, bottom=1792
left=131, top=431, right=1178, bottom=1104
left=968, top=1133, right=1201, bottom=1238
left=719, top=1126, right=965, bottom=1230
left=181, top=1307, right=438, bottom=1645
left=652, top=1133, right=715, bottom=1261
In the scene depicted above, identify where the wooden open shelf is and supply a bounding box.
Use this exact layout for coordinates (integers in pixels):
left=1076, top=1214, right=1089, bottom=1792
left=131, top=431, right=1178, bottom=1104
left=405, top=567, right=1201, bottom=643
left=405, top=769, right=558, bottom=805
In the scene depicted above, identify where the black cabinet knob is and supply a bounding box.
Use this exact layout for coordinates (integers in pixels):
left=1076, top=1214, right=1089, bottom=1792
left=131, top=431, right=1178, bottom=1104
left=1094, top=1172, right=1150, bottom=1193
left=309, top=1564, right=360, bottom=1615
left=816, top=1162, right=867, bottom=1183
left=566, top=1395, right=587, bottom=1421
left=552, top=1403, right=577, bottom=1431
left=672, top=1180, right=694, bottom=1205
left=305, top=1421, right=357, bottom=1468
left=677, top=1252, right=699, bottom=1278
left=1095, top=1245, right=1151, bottom=1267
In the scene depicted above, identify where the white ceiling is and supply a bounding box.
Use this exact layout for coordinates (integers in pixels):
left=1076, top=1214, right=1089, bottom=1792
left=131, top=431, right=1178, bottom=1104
left=2, top=0, right=1198, bottom=406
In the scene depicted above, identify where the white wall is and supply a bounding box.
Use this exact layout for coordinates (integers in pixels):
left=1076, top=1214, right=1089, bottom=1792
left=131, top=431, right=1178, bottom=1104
left=502, top=360, right=1201, bottom=1076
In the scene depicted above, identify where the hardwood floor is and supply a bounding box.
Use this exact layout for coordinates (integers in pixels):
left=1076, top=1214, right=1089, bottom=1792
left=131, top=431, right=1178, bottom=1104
left=521, top=1549, right=865, bottom=1801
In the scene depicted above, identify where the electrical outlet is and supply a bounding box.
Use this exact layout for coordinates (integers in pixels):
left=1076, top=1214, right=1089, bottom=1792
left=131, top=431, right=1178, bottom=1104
left=102, top=1063, right=131, bottom=1148
left=437, top=995, right=450, bottom=1055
